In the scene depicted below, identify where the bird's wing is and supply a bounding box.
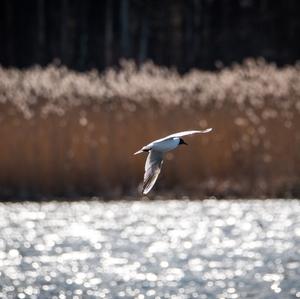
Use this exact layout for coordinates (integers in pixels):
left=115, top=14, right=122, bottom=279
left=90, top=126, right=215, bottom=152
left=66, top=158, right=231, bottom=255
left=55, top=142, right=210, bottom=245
left=142, top=150, right=164, bottom=195
left=163, top=128, right=213, bottom=139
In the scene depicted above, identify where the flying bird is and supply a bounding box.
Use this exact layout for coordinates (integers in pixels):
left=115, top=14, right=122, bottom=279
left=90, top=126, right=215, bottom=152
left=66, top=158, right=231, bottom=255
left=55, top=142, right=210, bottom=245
left=134, top=128, right=213, bottom=194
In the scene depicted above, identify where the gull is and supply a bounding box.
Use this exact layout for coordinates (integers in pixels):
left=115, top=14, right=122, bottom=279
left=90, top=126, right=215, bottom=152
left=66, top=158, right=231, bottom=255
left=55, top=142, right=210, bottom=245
left=134, top=128, right=213, bottom=194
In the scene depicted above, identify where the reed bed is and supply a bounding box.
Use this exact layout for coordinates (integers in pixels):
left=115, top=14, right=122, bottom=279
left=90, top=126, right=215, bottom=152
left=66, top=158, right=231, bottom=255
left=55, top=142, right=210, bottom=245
left=0, top=59, right=299, bottom=198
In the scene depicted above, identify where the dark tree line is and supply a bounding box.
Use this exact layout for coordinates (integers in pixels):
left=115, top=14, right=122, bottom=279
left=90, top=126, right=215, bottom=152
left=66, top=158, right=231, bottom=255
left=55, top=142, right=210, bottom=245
left=0, top=0, right=299, bottom=72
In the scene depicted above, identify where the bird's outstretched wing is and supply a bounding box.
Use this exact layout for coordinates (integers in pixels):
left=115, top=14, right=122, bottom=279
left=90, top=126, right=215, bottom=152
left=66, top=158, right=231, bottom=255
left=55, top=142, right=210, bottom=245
left=164, top=128, right=212, bottom=139
left=143, top=150, right=163, bottom=195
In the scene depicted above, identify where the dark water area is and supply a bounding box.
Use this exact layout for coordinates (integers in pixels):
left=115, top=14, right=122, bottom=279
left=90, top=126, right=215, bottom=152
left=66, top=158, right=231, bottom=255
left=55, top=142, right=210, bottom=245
left=0, top=199, right=300, bottom=299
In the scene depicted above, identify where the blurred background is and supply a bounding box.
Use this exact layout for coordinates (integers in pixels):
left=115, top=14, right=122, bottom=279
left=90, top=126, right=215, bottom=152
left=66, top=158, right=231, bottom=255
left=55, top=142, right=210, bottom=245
left=1, top=0, right=300, bottom=71
left=0, top=0, right=300, bottom=198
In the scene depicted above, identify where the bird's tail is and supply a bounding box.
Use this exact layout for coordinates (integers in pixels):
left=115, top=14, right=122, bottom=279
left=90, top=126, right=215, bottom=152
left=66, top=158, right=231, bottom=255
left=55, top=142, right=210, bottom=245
left=134, top=149, right=144, bottom=155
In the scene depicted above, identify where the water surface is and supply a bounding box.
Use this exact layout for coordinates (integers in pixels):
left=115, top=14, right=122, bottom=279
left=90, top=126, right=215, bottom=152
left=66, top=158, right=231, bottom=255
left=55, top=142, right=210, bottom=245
left=0, top=199, right=300, bottom=298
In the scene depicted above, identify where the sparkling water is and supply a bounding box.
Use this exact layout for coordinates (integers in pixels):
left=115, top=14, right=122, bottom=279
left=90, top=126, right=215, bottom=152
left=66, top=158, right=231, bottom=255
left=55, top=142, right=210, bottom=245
left=0, top=199, right=300, bottom=299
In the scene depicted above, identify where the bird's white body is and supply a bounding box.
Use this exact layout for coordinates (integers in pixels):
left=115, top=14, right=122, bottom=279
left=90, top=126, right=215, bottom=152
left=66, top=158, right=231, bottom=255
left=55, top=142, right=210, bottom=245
left=134, top=128, right=213, bottom=194
left=145, top=137, right=180, bottom=153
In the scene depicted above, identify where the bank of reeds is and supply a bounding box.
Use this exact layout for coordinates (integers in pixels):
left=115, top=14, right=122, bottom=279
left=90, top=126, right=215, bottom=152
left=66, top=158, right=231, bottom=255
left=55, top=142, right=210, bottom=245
left=0, top=59, right=300, bottom=198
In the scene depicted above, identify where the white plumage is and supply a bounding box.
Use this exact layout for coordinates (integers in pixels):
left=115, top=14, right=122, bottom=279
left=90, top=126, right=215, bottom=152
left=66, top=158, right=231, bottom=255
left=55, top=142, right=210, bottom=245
left=134, top=128, right=213, bottom=194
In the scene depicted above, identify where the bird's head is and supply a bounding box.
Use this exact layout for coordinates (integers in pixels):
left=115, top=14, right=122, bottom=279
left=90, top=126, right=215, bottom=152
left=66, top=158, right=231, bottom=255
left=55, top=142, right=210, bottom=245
left=179, top=138, right=188, bottom=145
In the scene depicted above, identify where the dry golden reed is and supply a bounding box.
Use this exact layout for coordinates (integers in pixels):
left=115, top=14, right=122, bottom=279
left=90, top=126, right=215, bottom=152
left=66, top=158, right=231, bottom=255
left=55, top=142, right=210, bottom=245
left=0, top=59, right=299, bottom=198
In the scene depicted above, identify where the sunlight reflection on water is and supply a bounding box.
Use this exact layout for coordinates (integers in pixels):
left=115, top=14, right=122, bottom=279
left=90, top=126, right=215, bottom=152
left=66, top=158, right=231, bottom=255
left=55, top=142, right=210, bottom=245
left=0, top=199, right=300, bottom=298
